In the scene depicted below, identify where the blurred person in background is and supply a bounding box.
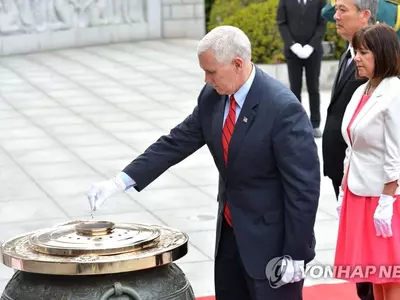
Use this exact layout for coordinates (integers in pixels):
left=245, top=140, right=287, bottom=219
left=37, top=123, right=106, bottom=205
left=277, top=0, right=327, bottom=138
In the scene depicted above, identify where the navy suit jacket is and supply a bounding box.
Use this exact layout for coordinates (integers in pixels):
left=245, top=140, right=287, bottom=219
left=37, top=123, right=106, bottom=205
left=123, top=66, right=320, bottom=279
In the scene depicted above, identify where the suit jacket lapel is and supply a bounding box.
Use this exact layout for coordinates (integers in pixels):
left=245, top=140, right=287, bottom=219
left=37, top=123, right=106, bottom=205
left=227, top=68, right=261, bottom=166
left=299, top=0, right=307, bottom=14
left=212, top=94, right=226, bottom=175
left=342, top=79, right=388, bottom=144
left=341, top=83, right=365, bottom=145
left=349, top=80, right=386, bottom=135
left=303, top=0, right=312, bottom=13
left=332, top=50, right=348, bottom=91
left=332, top=60, right=355, bottom=101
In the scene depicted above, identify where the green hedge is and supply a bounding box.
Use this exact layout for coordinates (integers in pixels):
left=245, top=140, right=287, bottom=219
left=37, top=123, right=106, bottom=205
left=208, top=0, right=284, bottom=64
left=208, top=0, right=265, bottom=31
left=207, top=0, right=346, bottom=63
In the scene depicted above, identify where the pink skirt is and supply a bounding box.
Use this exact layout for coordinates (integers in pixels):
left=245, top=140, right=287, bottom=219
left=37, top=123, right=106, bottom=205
left=333, top=183, right=400, bottom=283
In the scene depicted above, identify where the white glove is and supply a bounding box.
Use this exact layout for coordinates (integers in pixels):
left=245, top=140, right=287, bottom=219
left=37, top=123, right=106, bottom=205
left=281, top=256, right=305, bottom=284
left=302, top=44, right=314, bottom=59
left=337, top=187, right=344, bottom=218
left=373, top=194, right=396, bottom=238
left=290, top=43, right=307, bottom=59
left=87, top=175, right=127, bottom=211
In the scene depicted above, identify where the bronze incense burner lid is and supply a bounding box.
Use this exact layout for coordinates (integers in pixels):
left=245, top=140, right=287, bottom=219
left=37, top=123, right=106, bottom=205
left=1, top=220, right=188, bottom=275
left=75, top=220, right=115, bottom=236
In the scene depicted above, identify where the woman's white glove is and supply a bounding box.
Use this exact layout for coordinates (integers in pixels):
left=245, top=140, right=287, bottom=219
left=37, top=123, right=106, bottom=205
left=373, top=194, right=396, bottom=238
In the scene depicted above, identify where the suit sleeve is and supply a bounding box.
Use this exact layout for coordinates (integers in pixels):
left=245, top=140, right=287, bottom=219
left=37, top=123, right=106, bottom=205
left=383, top=93, right=400, bottom=184
left=277, top=0, right=295, bottom=46
left=122, top=88, right=206, bottom=191
left=308, top=0, right=328, bottom=48
left=272, top=99, right=320, bottom=261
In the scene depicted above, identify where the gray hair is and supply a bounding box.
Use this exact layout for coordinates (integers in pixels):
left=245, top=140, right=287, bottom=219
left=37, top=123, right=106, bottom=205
left=355, top=0, right=378, bottom=24
left=197, top=26, right=252, bottom=64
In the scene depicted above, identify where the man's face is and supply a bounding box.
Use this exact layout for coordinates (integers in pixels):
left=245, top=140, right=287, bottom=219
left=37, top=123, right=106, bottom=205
left=334, top=0, right=370, bottom=41
left=198, top=49, right=240, bottom=95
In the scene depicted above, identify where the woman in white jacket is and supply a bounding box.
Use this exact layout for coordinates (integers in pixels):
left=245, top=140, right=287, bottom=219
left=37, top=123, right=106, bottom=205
left=334, top=24, right=400, bottom=300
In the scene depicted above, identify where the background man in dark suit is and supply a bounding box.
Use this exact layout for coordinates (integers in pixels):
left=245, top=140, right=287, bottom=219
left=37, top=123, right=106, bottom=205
left=277, top=0, right=327, bottom=138
left=321, top=0, right=377, bottom=299
left=87, top=25, right=320, bottom=300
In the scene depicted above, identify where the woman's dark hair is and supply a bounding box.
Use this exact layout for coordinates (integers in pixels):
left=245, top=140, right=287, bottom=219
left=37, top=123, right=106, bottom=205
left=352, top=23, right=400, bottom=80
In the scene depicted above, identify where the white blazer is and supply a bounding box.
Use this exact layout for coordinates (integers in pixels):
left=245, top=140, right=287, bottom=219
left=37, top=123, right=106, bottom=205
left=341, top=76, right=400, bottom=196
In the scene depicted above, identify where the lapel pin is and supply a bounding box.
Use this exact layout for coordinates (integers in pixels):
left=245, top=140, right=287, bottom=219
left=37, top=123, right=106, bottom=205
left=243, top=117, right=248, bottom=123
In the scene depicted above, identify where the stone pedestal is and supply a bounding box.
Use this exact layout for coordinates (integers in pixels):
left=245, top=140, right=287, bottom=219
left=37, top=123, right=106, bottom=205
left=0, top=0, right=205, bottom=55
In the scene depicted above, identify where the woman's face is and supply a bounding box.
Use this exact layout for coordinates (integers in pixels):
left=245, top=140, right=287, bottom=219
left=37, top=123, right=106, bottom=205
left=354, top=47, right=375, bottom=79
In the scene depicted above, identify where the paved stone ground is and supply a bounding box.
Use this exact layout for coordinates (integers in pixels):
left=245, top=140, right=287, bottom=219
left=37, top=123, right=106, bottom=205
left=0, top=39, right=343, bottom=297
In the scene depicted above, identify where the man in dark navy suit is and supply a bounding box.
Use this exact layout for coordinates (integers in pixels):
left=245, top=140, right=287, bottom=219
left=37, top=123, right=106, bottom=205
left=87, top=25, right=320, bottom=300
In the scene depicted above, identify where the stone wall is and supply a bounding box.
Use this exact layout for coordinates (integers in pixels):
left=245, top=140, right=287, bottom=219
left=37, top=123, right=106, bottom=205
left=0, top=0, right=206, bottom=56
left=162, top=0, right=205, bottom=38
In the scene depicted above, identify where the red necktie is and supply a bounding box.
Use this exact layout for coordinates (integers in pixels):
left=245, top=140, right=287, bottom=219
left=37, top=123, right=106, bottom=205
left=222, top=95, right=237, bottom=226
